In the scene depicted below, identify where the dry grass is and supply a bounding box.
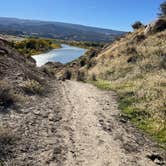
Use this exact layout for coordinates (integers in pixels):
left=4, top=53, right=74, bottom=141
left=0, top=126, right=18, bottom=163
left=87, top=29, right=166, bottom=146
left=0, top=80, right=20, bottom=110
left=20, top=79, right=44, bottom=95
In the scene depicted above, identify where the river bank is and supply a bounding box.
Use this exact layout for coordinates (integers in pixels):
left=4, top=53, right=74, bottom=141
left=11, top=38, right=61, bottom=57
left=32, top=44, right=87, bottom=66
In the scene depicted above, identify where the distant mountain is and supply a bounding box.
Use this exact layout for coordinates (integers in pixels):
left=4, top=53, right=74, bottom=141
left=0, top=17, right=125, bottom=42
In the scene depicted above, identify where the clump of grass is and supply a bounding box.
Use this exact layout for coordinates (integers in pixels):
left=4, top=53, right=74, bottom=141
left=77, top=71, right=85, bottom=81
left=0, top=127, right=18, bottom=163
left=0, top=80, right=19, bottom=110
left=91, top=73, right=97, bottom=81
left=21, top=79, right=44, bottom=95
left=80, top=58, right=86, bottom=67
left=63, top=70, right=72, bottom=80
left=91, top=80, right=113, bottom=90
left=41, top=66, right=55, bottom=77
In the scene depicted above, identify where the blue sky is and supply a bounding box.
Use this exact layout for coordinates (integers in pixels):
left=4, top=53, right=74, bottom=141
left=0, top=0, right=164, bottom=31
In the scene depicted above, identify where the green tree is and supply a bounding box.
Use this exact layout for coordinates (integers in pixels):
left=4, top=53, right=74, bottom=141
left=132, top=21, right=144, bottom=30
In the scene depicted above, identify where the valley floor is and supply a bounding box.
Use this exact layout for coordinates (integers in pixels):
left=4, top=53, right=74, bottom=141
left=1, top=80, right=165, bottom=166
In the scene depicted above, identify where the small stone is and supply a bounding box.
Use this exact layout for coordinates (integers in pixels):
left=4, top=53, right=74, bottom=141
left=48, top=114, right=55, bottom=121
left=33, top=110, right=41, bottom=115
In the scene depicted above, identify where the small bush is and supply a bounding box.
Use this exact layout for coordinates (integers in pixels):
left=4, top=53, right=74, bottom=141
left=80, top=59, right=86, bottom=67
left=159, top=54, right=166, bottom=69
left=125, top=47, right=137, bottom=55
left=41, top=66, right=55, bottom=77
left=21, top=79, right=44, bottom=95
left=92, top=73, right=97, bottom=81
left=134, top=34, right=146, bottom=42
left=0, top=81, right=17, bottom=110
left=0, top=127, right=17, bottom=161
left=88, top=50, right=97, bottom=59
left=24, top=70, right=44, bottom=85
left=77, top=71, right=85, bottom=81
left=87, top=60, right=96, bottom=69
left=127, top=55, right=138, bottom=63
left=132, top=21, right=144, bottom=30
left=63, top=70, right=72, bottom=80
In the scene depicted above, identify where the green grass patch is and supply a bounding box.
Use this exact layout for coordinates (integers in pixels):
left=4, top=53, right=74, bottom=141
left=91, top=79, right=166, bottom=149
left=90, top=80, right=114, bottom=90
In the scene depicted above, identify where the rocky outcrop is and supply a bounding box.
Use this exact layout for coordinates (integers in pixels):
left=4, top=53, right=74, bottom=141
left=144, top=18, right=166, bottom=35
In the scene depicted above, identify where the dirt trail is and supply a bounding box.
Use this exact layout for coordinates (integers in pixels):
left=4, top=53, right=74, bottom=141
left=60, top=81, right=165, bottom=166
left=1, top=80, right=165, bottom=166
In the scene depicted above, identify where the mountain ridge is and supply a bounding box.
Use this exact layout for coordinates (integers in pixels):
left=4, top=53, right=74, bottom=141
left=0, top=17, right=125, bottom=42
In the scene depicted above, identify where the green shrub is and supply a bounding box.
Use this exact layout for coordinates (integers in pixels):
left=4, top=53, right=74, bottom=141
left=132, top=21, right=144, bottom=30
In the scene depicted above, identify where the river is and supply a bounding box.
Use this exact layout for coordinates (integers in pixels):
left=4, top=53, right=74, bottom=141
left=32, top=44, right=86, bottom=67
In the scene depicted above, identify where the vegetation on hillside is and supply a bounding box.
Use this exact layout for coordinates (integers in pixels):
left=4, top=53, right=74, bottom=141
left=11, top=38, right=61, bottom=56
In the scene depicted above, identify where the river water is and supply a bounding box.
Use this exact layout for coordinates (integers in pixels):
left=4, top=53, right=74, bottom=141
left=32, top=44, right=86, bottom=67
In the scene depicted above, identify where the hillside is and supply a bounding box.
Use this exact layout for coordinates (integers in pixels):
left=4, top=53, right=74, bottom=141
left=0, top=17, right=124, bottom=42
left=0, top=32, right=166, bottom=165
left=61, top=18, right=166, bottom=148
left=0, top=38, right=51, bottom=109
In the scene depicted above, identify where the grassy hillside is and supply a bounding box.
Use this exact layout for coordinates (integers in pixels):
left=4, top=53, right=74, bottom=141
left=63, top=19, right=166, bottom=148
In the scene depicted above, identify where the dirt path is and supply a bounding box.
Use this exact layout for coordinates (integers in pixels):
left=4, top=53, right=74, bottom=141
left=0, top=80, right=165, bottom=165
left=60, top=81, right=165, bottom=166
